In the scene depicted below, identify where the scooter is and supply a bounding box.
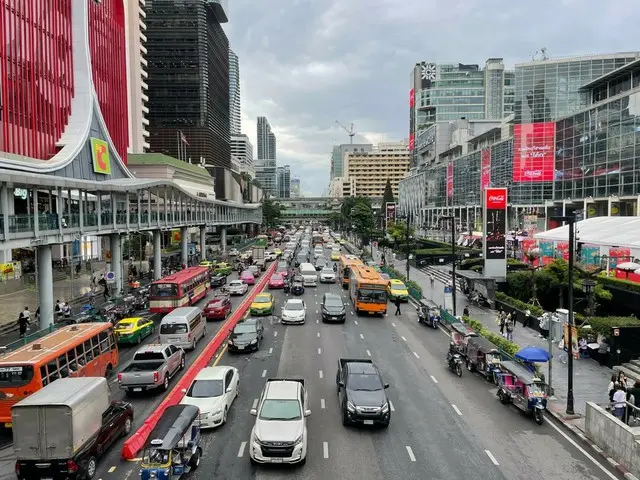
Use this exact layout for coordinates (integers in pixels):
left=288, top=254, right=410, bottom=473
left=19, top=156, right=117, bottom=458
left=283, top=282, right=290, bottom=294
left=446, top=352, right=463, bottom=377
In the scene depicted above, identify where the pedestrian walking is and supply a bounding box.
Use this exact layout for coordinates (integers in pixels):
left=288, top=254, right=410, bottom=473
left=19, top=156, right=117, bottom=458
left=499, top=312, right=506, bottom=335
left=394, top=297, right=402, bottom=316
left=17, top=307, right=31, bottom=338
left=506, top=316, right=514, bottom=341
left=90, top=271, right=97, bottom=291
left=523, top=309, right=531, bottom=328
left=612, top=385, right=626, bottom=419
left=463, top=305, right=470, bottom=317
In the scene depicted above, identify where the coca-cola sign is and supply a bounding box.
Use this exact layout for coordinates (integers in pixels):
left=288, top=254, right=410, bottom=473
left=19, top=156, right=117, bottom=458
left=485, top=188, right=507, bottom=209
left=513, top=122, right=555, bottom=183
left=484, top=187, right=508, bottom=260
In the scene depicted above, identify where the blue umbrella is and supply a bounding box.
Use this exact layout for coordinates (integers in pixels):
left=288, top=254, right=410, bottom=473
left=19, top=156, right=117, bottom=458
left=515, top=346, right=550, bottom=363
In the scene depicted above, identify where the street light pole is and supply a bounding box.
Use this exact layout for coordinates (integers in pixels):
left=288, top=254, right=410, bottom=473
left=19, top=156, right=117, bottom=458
left=440, top=215, right=457, bottom=316
left=405, top=212, right=411, bottom=281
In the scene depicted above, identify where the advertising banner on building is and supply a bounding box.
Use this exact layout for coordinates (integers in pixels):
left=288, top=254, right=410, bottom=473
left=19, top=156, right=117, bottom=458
left=581, top=245, right=600, bottom=266
left=446, top=163, right=454, bottom=199
left=609, top=247, right=631, bottom=268
left=409, top=133, right=415, bottom=151
left=512, top=122, right=555, bottom=182
left=483, top=188, right=507, bottom=260
left=386, top=202, right=397, bottom=225
left=409, top=88, right=415, bottom=108
left=480, top=148, right=491, bottom=191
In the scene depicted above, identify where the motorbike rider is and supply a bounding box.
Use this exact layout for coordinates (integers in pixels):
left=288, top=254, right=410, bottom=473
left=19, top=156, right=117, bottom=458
left=446, top=341, right=458, bottom=366
left=332, top=263, right=338, bottom=273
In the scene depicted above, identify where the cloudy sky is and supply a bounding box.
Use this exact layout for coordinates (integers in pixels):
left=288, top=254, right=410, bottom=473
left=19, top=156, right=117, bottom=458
left=224, top=0, right=636, bottom=196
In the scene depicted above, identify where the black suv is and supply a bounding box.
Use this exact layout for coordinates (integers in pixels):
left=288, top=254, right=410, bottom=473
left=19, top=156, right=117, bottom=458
left=321, top=293, right=346, bottom=323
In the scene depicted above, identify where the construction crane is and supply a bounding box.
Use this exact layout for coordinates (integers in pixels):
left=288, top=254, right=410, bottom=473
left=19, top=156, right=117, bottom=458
left=335, top=120, right=356, bottom=144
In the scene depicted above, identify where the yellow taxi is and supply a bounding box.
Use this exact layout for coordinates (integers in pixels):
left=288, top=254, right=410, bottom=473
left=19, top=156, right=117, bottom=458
left=274, top=248, right=282, bottom=256
left=331, top=251, right=340, bottom=261
left=339, top=239, right=346, bottom=245
left=387, top=279, right=409, bottom=302
left=114, top=317, right=155, bottom=344
left=200, top=260, right=215, bottom=271
left=214, top=262, right=233, bottom=276
left=250, top=293, right=275, bottom=315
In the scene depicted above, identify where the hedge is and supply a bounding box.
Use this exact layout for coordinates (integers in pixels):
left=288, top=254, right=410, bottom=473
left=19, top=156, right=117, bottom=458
left=582, top=315, right=640, bottom=337
left=598, top=275, right=640, bottom=295
left=495, top=292, right=545, bottom=317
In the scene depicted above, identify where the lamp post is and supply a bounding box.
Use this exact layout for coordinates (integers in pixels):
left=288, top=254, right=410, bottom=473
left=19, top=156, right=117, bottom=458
left=439, top=215, right=457, bottom=317
left=551, top=214, right=576, bottom=415
left=582, top=279, right=596, bottom=318
left=525, top=247, right=542, bottom=308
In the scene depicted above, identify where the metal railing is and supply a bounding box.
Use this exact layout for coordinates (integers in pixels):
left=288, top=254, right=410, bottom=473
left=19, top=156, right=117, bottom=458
left=1, top=324, right=61, bottom=353
left=597, top=400, right=640, bottom=426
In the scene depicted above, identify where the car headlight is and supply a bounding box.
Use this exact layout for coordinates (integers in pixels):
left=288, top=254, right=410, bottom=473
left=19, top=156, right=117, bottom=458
left=381, top=402, right=389, bottom=413
left=250, top=339, right=257, bottom=344
left=228, top=339, right=234, bottom=345
left=293, top=434, right=303, bottom=446
left=213, top=409, right=222, bottom=416
left=347, top=401, right=356, bottom=412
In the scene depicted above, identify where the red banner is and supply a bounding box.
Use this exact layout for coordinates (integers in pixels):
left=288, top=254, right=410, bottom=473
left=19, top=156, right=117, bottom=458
left=521, top=238, right=538, bottom=263
left=480, top=147, right=491, bottom=191
left=446, top=163, right=453, bottom=198
left=409, top=88, right=415, bottom=108
left=513, top=122, right=556, bottom=182
left=409, top=133, right=415, bottom=151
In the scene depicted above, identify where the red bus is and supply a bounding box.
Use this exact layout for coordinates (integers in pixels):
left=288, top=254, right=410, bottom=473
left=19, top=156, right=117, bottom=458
left=149, top=266, right=210, bottom=313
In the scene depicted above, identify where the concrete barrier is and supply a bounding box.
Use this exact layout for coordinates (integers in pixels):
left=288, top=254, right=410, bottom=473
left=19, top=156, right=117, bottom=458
left=584, top=401, right=640, bottom=477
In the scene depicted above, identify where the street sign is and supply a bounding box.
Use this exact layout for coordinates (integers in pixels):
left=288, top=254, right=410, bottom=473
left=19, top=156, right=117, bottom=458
left=613, top=328, right=620, bottom=337
left=105, top=271, right=116, bottom=284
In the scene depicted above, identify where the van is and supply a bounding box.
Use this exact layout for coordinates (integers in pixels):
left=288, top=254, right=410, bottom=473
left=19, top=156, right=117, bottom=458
left=299, top=262, right=318, bottom=287
left=159, top=306, right=206, bottom=350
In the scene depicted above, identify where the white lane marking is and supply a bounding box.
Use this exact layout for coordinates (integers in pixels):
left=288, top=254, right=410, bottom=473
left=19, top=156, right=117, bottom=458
left=406, top=446, right=416, bottom=462
left=323, top=441, right=329, bottom=459
left=366, top=349, right=371, bottom=357
left=318, top=348, right=322, bottom=355
left=412, top=351, right=420, bottom=359
left=108, top=466, right=116, bottom=473
left=401, top=336, right=407, bottom=342
left=317, top=332, right=321, bottom=337
left=274, top=331, right=278, bottom=337
left=545, top=415, right=619, bottom=479
left=252, top=398, right=258, bottom=409
left=360, top=333, right=364, bottom=340
left=316, top=319, right=319, bottom=323
left=485, top=450, right=499, bottom=466
left=351, top=311, right=355, bottom=315
left=452, top=404, right=462, bottom=416
left=391, top=322, right=396, bottom=327
left=268, top=347, right=273, bottom=354
left=238, top=441, right=247, bottom=457
left=261, top=369, right=267, bottom=378
left=316, top=310, right=319, bottom=314
left=321, top=398, right=325, bottom=409
left=430, top=375, right=438, bottom=384
left=354, top=320, right=358, bottom=325
left=319, top=370, right=324, bottom=379
left=389, top=401, right=395, bottom=411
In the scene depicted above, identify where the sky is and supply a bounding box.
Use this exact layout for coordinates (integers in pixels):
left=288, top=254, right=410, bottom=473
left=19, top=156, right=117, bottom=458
left=224, top=0, right=637, bottom=197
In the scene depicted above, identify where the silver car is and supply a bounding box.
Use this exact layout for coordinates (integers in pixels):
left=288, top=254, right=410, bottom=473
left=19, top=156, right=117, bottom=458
left=281, top=299, right=306, bottom=325
left=320, top=267, right=336, bottom=283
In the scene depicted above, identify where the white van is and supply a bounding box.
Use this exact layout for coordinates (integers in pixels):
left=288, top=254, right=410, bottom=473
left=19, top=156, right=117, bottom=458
left=299, top=262, right=318, bottom=287
left=159, top=306, right=206, bottom=350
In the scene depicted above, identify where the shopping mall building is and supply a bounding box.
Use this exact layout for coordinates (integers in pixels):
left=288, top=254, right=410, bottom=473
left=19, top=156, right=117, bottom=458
left=400, top=53, right=640, bottom=234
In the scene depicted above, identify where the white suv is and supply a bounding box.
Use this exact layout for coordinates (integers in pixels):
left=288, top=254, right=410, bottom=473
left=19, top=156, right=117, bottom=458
left=249, top=378, right=310, bottom=465
left=281, top=299, right=306, bottom=324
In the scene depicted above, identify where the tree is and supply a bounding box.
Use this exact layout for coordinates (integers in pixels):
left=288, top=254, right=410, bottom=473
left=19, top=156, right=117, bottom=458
left=328, top=211, right=343, bottom=230
left=123, top=232, right=151, bottom=260
left=387, top=220, right=414, bottom=244
left=351, top=201, right=376, bottom=247
left=262, top=198, right=281, bottom=228
left=380, top=178, right=395, bottom=228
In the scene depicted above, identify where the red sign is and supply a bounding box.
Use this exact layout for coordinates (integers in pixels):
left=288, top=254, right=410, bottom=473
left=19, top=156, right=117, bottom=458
left=485, top=188, right=507, bottom=209
left=480, top=147, right=491, bottom=191
left=513, top=122, right=556, bottom=182
left=386, top=203, right=397, bottom=222
left=409, top=133, right=415, bottom=151
left=409, top=88, right=415, bottom=108
left=446, top=163, right=453, bottom=198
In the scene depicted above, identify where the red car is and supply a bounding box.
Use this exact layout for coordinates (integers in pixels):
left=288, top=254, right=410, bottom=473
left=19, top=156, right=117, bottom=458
left=269, top=274, right=285, bottom=289
left=204, top=295, right=232, bottom=320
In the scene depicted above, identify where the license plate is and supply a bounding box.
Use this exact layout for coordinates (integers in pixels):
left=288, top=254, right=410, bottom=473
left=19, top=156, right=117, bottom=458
left=271, top=458, right=283, bottom=463
left=332, top=317, right=338, bottom=320
left=42, top=478, right=53, bottom=480
left=133, top=388, right=142, bottom=392
left=363, top=420, right=374, bottom=425
left=237, top=346, right=244, bottom=350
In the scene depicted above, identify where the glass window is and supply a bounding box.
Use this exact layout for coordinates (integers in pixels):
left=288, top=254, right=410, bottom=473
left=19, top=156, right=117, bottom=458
left=0, top=365, right=34, bottom=387
left=84, top=340, right=94, bottom=361
left=347, top=373, right=383, bottom=391
left=91, top=335, right=100, bottom=358
left=259, top=399, right=301, bottom=420
left=99, top=331, right=109, bottom=353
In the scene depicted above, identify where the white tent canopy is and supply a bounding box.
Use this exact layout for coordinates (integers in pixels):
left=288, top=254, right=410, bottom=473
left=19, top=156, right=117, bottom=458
left=533, top=217, right=640, bottom=249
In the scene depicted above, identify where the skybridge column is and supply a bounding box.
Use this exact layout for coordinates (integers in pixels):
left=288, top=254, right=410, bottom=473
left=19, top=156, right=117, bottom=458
left=153, top=231, right=162, bottom=280
left=200, top=227, right=207, bottom=261
left=37, top=245, right=54, bottom=329
left=111, top=234, right=122, bottom=295
left=181, top=227, right=188, bottom=268
left=221, top=227, right=227, bottom=253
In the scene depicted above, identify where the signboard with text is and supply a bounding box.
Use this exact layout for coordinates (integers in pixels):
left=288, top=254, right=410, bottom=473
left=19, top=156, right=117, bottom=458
left=512, top=122, right=555, bottom=182
left=385, top=203, right=397, bottom=230
left=483, top=187, right=508, bottom=279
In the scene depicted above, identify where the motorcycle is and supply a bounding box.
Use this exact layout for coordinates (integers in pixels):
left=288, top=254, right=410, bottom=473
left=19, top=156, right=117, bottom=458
left=446, top=351, right=464, bottom=377
left=283, top=282, right=290, bottom=294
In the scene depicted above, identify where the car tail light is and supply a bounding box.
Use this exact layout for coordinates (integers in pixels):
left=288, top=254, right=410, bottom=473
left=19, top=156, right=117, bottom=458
left=117, top=373, right=122, bottom=383
left=14, top=462, right=19, bottom=475
left=67, top=459, right=79, bottom=473
left=153, top=371, right=159, bottom=383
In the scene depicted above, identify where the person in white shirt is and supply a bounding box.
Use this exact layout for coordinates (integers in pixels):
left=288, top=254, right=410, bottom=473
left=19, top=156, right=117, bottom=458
left=612, top=385, right=627, bottom=419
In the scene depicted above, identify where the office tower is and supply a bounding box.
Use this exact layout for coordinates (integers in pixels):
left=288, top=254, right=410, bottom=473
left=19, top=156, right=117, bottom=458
left=229, top=49, right=241, bottom=135
left=257, top=116, right=276, bottom=159
left=268, top=132, right=276, bottom=160
left=291, top=178, right=301, bottom=198
left=276, top=165, right=291, bottom=198
left=231, top=134, right=254, bottom=178
left=330, top=144, right=373, bottom=179
left=255, top=159, right=277, bottom=195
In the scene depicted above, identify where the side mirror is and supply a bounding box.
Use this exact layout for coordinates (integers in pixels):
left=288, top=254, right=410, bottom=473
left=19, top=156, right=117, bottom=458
left=250, top=408, right=257, bottom=416
left=384, top=383, right=390, bottom=389
left=226, top=386, right=232, bottom=393
left=181, top=388, right=187, bottom=393
left=304, top=409, right=311, bottom=417
left=338, top=381, right=345, bottom=388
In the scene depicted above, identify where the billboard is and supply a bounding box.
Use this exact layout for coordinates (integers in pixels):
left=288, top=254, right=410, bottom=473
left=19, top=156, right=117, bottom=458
left=91, top=137, right=111, bottom=175
left=446, top=163, right=453, bottom=199
left=386, top=202, right=397, bottom=223
left=409, top=88, right=415, bottom=108
left=484, top=188, right=507, bottom=260
left=512, top=122, right=555, bottom=182
left=480, top=147, right=491, bottom=191
left=409, top=133, right=415, bottom=151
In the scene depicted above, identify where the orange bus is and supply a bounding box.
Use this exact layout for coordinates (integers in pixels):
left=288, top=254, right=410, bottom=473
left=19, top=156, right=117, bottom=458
left=149, top=266, right=210, bottom=313
left=339, top=254, right=364, bottom=289
left=349, top=264, right=388, bottom=316
left=0, top=323, right=119, bottom=426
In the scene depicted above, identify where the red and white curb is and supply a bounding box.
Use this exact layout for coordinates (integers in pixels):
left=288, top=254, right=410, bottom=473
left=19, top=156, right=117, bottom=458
left=547, top=409, right=639, bottom=480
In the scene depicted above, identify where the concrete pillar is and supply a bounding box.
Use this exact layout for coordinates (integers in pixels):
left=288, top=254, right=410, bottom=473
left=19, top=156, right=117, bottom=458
left=181, top=226, right=188, bottom=267
left=110, top=233, right=122, bottom=294
left=221, top=227, right=227, bottom=252
left=153, top=230, right=162, bottom=280
left=37, top=245, right=54, bottom=329
left=200, top=227, right=206, bottom=261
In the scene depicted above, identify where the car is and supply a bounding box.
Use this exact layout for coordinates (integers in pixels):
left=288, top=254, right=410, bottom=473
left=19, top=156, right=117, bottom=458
left=200, top=260, right=215, bottom=271
left=321, top=293, right=346, bottom=323
left=249, top=378, right=310, bottom=465
left=240, top=251, right=252, bottom=260
left=204, top=295, right=232, bottom=320
left=281, top=299, right=307, bottom=324
left=250, top=293, right=275, bottom=315
left=114, top=316, right=155, bottom=344
left=380, top=273, right=391, bottom=281
left=268, top=273, right=285, bottom=289
left=313, top=247, right=324, bottom=259
left=330, top=251, right=340, bottom=261
left=274, top=248, right=282, bottom=256
left=240, top=270, right=255, bottom=285
left=291, top=276, right=305, bottom=296
left=336, top=358, right=390, bottom=428
left=210, top=274, right=227, bottom=288
left=180, top=366, right=239, bottom=428
left=265, top=251, right=278, bottom=261
left=366, top=261, right=382, bottom=273
left=214, top=262, right=233, bottom=276
left=276, top=261, right=290, bottom=278
left=228, top=279, right=248, bottom=295
left=248, top=265, right=261, bottom=278
left=314, top=256, right=328, bottom=271
left=339, top=239, right=346, bottom=245
left=320, top=267, right=336, bottom=283
left=228, top=318, right=264, bottom=352
left=387, top=279, right=409, bottom=302
left=228, top=248, right=240, bottom=256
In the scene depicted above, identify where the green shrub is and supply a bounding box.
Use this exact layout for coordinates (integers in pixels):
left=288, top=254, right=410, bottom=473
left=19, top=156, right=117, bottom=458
left=598, top=275, right=640, bottom=295
left=470, top=265, right=483, bottom=273
left=460, top=257, right=483, bottom=270
left=585, top=315, right=640, bottom=337
left=462, top=316, right=520, bottom=356
left=495, top=292, right=545, bottom=317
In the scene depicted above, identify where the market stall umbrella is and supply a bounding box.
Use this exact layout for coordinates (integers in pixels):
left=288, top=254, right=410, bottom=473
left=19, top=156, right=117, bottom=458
left=615, top=261, right=639, bottom=271
left=515, top=346, right=550, bottom=363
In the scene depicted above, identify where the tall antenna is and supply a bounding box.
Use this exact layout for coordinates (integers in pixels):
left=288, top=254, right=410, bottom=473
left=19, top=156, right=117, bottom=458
left=335, top=120, right=356, bottom=144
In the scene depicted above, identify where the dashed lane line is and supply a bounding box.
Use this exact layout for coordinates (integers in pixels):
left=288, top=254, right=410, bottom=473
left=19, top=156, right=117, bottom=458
left=354, top=320, right=358, bottom=325
left=321, top=398, right=325, bottom=409
left=406, top=446, right=416, bottom=462
left=401, top=336, right=407, bottom=342
left=108, top=466, right=116, bottom=473
left=391, top=322, right=396, bottom=327
left=261, top=369, right=267, bottom=378
left=412, top=351, right=420, bottom=359
left=485, top=450, right=499, bottom=466
left=317, top=332, right=321, bottom=337
left=360, top=333, right=365, bottom=340
left=430, top=375, right=438, bottom=384
left=238, top=441, right=247, bottom=457
left=389, top=401, right=395, bottom=412
left=452, top=404, right=462, bottom=416
left=366, top=350, right=371, bottom=356
left=323, top=442, right=329, bottom=459
left=268, top=347, right=273, bottom=354
left=319, top=370, right=324, bottom=379
left=318, top=348, right=322, bottom=355
left=274, top=331, right=278, bottom=337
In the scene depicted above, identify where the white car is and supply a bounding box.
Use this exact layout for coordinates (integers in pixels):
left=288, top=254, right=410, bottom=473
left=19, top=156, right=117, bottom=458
left=180, top=366, right=239, bottom=428
left=249, top=379, right=310, bottom=465
left=228, top=248, right=240, bottom=256
left=313, top=247, right=324, bottom=259
left=228, top=279, right=249, bottom=295
left=281, top=299, right=306, bottom=324
left=320, top=267, right=336, bottom=283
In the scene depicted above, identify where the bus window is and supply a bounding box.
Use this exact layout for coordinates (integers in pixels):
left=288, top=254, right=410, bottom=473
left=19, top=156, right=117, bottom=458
left=109, top=331, right=117, bottom=351
left=76, top=343, right=86, bottom=366
left=46, top=361, right=59, bottom=382
left=0, top=366, right=34, bottom=388
left=58, top=354, right=69, bottom=378
left=91, top=335, right=100, bottom=358
left=83, top=340, right=94, bottom=361
left=98, top=331, right=109, bottom=354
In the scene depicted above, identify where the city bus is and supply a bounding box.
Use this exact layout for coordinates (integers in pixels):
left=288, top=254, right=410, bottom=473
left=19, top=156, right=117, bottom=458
left=348, top=264, right=388, bottom=316
left=339, top=254, right=364, bottom=289
left=0, top=323, right=118, bottom=426
left=149, top=266, right=210, bottom=314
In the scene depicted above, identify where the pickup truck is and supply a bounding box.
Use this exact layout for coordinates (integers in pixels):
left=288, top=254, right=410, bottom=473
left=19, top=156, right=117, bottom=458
left=336, top=358, right=390, bottom=428
left=117, top=344, right=185, bottom=394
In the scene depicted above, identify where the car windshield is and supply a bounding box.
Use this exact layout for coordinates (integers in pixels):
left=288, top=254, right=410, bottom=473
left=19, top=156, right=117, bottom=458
left=234, top=324, right=257, bottom=334
left=160, top=323, right=188, bottom=334
left=357, top=289, right=387, bottom=303
left=186, top=379, right=224, bottom=398
left=230, top=281, right=243, bottom=287
left=254, top=295, right=270, bottom=304
left=271, top=275, right=283, bottom=281
left=325, top=298, right=343, bottom=308
left=321, top=268, right=334, bottom=274
left=259, top=399, right=302, bottom=420
left=143, top=448, right=170, bottom=465
left=285, top=302, right=304, bottom=311
left=348, top=373, right=383, bottom=391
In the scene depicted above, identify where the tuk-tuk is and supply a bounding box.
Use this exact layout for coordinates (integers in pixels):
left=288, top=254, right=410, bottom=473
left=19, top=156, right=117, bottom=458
left=140, top=405, right=202, bottom=479
left=416, top=299, right=440, bottom=328
left=496, top=360, right=547, bottom=425
left=450, top=322, right=478, bottom=355
left=114, top=295, right=136, bottom=320
left=132, top=286, right=150, bottom=310
left=465, top=336, right=501, bottom=381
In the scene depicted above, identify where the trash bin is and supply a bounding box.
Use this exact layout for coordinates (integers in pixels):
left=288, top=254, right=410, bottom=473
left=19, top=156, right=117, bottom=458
left=549, top=317, right=563, bottom=342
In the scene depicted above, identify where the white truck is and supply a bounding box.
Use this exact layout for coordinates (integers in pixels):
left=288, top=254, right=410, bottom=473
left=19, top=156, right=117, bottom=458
left=252, top=245, right=266, bottom=271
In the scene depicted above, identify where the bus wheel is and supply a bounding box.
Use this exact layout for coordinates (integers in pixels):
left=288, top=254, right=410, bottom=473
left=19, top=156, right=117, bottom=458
left=105, top=364, right=113, bottom=378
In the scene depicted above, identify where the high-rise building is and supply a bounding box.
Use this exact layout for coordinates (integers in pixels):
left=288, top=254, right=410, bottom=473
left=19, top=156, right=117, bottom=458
left=330, top=144, right=373, bottom=179
left=291, top=178, right=301, bottom=198
left=231, top=134, right=254, bottom=178
left=257, top=117, right=273, bottom=159
left=145, top=0, right=230, bottom=175
left=125, top=0, right=150, bottom=153
left=229, top=49, right=241, bottom=135
left=255, top=159, right=277, bottom=195
left=268, top=132, right=277, bottom=160
left=276, top=165, right=291, bottom=198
